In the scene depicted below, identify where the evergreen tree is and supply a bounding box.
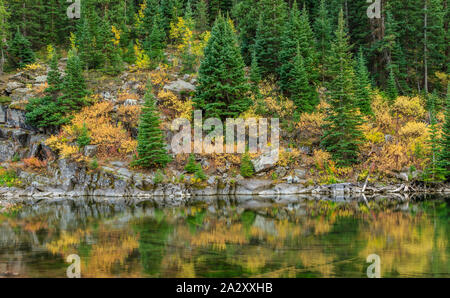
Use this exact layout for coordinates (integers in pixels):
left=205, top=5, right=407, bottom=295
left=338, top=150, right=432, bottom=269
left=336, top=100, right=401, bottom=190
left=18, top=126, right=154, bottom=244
left=354, top=48, right=373, bottom=115
left=208, top=0, right=233, bottom=25
left=232, top=0, right=259, bottom=65
left=290, top=44, right=318, bottom=113
left=313, top=0, right=332, bottom=84
left=423, top=92, right=445, bottom=182
left=253, top=0, right=287, bottom=77
left=321, top=10, right=365, bottom=166
left=386, top=66, right=398, bottom=103
left=438, top=84, right=450, bottom=179
left=249, top=50, right=261, bottom=94
left=133, top=83, right=171, bottom=169
left=0, top=0, right=9, bottom=74
left=77, top=123, right=91, bottom=149
left=184, top=154, right=198, bottom=173
left=297, top=5, right=318, bottom=84
left=101, top=18, right=123, bottom=75
left=26, top=50, right=63, bottom=131
left=240, top=152, right=255, bottom=178
left=195, top=0, right=209, bottom=33
left=57, top=50, right=88, bottom=125
left=144, top=15, right=167, bottom=67
left=194, top=14, right=251, bottom=119
left=8, top=28, right=35, bottom=69
left=278, top=1, right=302, bottom=94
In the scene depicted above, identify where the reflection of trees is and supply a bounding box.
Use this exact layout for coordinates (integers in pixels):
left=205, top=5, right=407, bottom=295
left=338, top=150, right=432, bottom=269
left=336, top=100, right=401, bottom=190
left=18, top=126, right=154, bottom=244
left=0, top=197, right=448, bottom=278
left=358, top=206, right=448, bottom=277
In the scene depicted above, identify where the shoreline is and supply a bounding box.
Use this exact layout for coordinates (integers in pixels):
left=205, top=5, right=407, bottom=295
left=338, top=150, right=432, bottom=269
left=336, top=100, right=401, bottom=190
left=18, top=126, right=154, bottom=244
left=1, top=180, right=449, bottom=200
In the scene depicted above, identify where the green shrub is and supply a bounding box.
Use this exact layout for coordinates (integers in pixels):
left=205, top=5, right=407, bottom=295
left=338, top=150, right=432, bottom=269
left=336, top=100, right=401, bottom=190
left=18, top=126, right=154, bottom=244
left=240, top=152, right=255, bottom=178
left=153, top=170, right=164, bottom=184
left=184, top=154, right=198, bottom=173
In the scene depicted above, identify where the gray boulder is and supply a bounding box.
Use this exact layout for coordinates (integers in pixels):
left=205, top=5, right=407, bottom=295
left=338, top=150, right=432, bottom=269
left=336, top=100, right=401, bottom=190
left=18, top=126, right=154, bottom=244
left=163, top=79, right=196, bottom=93
left=251, top=149, right=279, bottom=173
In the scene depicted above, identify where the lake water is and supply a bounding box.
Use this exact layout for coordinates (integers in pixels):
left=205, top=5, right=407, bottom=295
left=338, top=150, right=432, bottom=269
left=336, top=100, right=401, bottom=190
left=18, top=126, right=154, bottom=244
left=0, top=194, right=448, bottom=278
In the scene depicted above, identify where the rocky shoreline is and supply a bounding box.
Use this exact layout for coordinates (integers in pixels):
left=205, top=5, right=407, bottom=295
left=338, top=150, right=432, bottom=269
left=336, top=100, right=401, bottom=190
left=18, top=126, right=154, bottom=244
left=0, top=157, right=448, bottom=200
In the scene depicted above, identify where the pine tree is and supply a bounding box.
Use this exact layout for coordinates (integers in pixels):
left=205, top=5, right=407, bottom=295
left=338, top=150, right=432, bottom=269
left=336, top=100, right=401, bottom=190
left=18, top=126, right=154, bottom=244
left=57, top=50, right=88, bottom=125
left=77, top=123, right=91, bottom=149
left=249, top=50, right=261, bottom=94
left=26, top=50, right=63, bottom=131
left=253, top=0, right=287, bottom=77
left=354, top=48, right=373, bottom=115
left=194, top=14, right=251, bottom=119
left=313, top=0, right=332, bottom=84
left=232, top=0, right=259, bottom=65
left=240, top=152, right=255, bottom=178
left=208, top=0, right=233, bottom=25
left=195, top=0, right=209, bottom=33
left=184, top=0, right=194, bottom=29
left=438, top=84, right=450, bottom=179
left=290, top=44, right=318, bottom=113
left=278, top=1, right=301, bottom=94
left=144, top=15, right=166, bottom=67
left=8, top=28, right=35, bottom=69
left=184, top=154, right=198, bottom=173
left=321, top=10, right=365, bottom=166
left=133, top=83, right=171, bottom=169
left=423, top=92, right=445, bottom=182
left=297, top=5, right=318, bottom=84
left=386, top=66, right=398, bottom=103
left=0, top=0, right=9, bottom=74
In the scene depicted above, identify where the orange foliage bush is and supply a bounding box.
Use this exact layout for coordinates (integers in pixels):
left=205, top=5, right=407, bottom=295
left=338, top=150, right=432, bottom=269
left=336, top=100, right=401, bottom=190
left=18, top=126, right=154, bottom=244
left=117, top=105, right=141, bottom=128
left=46, top=101, right=137, bottom=160
left=23, top=157, right=47, bottom=171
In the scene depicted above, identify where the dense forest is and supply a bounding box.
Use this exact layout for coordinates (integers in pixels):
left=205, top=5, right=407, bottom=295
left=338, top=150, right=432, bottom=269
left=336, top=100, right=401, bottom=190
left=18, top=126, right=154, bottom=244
left=0, top=0, right=449, bottom=186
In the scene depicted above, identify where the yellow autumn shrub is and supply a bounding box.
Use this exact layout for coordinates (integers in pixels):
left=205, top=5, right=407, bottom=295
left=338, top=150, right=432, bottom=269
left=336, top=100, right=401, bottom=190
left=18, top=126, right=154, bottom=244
left=46, top=102, right=137, bottom=160
left=399, top=121, right=428, bottom=138
left=277, top=147, right=301, bottom=167
left=158, top=89, right=193, bottom=120
left=392, top=96, right=426, bottom=120
left=117, top=105, right=141, bottom=128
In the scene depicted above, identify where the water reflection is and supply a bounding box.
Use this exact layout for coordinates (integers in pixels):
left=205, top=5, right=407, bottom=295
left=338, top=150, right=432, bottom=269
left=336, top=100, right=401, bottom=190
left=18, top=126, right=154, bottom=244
left=0, top=194, right=448, bottom=278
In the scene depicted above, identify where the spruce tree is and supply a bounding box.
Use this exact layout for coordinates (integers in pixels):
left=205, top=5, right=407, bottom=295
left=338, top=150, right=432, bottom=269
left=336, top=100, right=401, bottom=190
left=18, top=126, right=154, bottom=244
left=297, top=5, right=318, bottom=84
left=144, top=16, right=166, bottom=67
left=195, top=0, right=209, bottom=33
left=290, top=44, right=318, bottom=113
left=184, top=154, right=198, bottom=173
left=314, top=0, right=332, bottom=84
left=249, top=50, right=261, bottom=94
left=438, top=84, right=450, bottom=179
left=232, top=0, right=259, bottom=65
left=0, top=0, right=9, bottom=74
left=8, top=28, right=35, bottom=69
left=194, top=14, right=250, bottom=119
left=26, top=50, right=62, bottom=131
left=354, top=48, right=373, bottom=115
left=321, top=10, right=365, bottom=166
left=240, top=152, right=255, bottom=178
left=279, top=1, right=302, bottom=94
left=386, top=66, right=398, bottom=103
left=57, top=50, right=88, bottom=125
left=133, top=83, right=171, bottom=169
left=254, top=0, right=287, bottom=76
left=423, top=92, right=445, bottom=182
